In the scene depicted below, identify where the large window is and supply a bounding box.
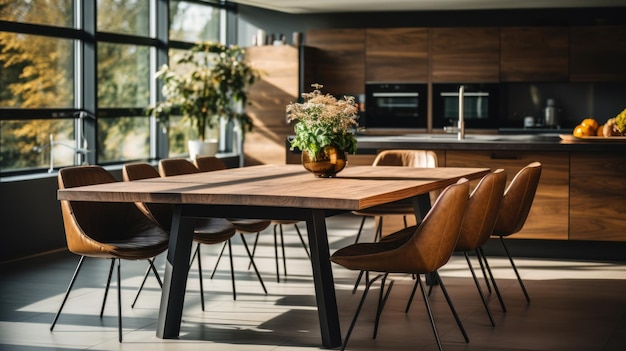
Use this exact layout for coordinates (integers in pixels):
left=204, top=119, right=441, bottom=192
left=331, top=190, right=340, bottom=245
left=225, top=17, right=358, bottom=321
left=0, top=0, right=228, bottom=176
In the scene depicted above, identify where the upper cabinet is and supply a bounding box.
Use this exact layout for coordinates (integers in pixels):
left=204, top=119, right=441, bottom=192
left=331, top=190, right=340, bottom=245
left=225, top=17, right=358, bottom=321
left=306, top=28, right=365, bottom=95
left=431, top=27, right=500, bottom=83
left=570, top=25, right=626, bottom=82
left=500, top=27, right=569, bottom=82
left=365, top=28, right=429, bottom=83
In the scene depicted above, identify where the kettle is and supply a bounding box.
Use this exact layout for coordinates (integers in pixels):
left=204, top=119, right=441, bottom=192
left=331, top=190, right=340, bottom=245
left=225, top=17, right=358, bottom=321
left=544, top=98, right=559, bottom=127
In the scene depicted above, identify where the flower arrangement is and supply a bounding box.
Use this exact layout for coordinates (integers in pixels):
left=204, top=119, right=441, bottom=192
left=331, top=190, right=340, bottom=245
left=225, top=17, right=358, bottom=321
left=149, top=42, right=259, bottom=141
left=287, top=84, right=359, bottom=159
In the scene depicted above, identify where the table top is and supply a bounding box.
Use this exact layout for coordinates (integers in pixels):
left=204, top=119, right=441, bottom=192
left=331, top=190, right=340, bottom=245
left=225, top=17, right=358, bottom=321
left=57, top=164, right=489, bottom=211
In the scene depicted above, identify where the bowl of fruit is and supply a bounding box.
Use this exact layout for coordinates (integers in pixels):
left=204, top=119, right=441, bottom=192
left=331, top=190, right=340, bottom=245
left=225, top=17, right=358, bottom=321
left=567, top=109, right=626, bottom=140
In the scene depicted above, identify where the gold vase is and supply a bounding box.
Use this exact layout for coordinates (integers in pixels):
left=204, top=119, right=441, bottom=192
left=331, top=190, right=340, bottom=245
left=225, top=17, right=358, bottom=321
left=302, top=145, right=347, bottom=178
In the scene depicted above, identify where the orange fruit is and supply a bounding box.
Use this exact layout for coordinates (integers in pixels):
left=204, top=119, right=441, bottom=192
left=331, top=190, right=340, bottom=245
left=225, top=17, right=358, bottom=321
left=581, top=118, right=598, bottom=134
left=597, top=124, right=605, bottom=136
left=573, top=124, right=594, bottom=137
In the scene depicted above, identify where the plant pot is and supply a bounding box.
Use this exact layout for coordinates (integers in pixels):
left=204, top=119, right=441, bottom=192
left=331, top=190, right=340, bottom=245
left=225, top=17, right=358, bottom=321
left=302, top=145, right=347, bottom=178
left=188, top=139, right=218, bottom=160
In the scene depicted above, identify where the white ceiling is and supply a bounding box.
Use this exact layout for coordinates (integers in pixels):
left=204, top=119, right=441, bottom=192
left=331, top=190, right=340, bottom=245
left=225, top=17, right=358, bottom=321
left=229, top=0, right=626, bottom=14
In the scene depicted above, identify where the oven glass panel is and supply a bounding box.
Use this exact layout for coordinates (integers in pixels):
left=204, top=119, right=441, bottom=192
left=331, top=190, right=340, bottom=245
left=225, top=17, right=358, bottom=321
left=365, top=83, right=427, bottom=128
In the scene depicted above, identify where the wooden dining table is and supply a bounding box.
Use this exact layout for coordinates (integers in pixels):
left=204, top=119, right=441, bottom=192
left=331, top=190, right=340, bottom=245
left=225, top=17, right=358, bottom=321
left=57, top=164, right=490, bottom=348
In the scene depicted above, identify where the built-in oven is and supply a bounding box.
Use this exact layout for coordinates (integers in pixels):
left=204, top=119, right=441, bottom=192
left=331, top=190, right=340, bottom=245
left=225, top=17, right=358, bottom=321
left=364, top=83, right=428, bottom=129
left=432, top=83, right=500, bottom=129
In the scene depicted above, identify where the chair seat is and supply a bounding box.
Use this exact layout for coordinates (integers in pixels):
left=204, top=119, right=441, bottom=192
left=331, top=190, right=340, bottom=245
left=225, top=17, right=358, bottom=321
left=105, top=226, right=169, bottom=260
left=228, top=218, right=271, bottom=233
left=194, top=218, right=236, bottom=244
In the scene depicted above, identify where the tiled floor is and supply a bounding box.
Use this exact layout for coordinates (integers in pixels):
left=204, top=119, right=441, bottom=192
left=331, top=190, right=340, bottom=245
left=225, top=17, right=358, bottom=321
left=1, top=214, right=625, bottom=351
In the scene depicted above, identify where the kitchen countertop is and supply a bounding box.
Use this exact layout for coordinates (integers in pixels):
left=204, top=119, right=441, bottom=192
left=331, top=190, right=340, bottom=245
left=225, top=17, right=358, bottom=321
left=352, top=133, right=626, bottom=152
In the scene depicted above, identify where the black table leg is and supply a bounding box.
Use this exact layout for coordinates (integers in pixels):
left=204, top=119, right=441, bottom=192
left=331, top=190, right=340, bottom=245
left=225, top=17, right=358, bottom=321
left=412, top=194, right=437, bottom=286
left=305, top=209, right=342, bottom=349
left=157, top=205, right=196, bottom=338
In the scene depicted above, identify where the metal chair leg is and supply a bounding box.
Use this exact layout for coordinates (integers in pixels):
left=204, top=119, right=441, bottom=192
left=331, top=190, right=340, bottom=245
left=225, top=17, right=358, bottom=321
left=415, top=274, right=444, bottom=351
left=240, top=233, right=268, bottom=294
left=476, top=249, right=492, bottom=294
left=210, top=241, right=228, bottom=279
left=116, top=259, right=122, bottom=342
left=274, top=225, right=281, bottom=282
left=294, top=224, right=310, bottom=258
left=354, top=216, right=367, bottom=244
left=131, top=258, right=162, bottom=308
left=464, top=252, right=495, bottom=326
left=50, top=256, right=86, bottom=331
left=373, top=274, right=394, bottom=339
left=341, top=272, right=383, bottom=351
left=227, top=240, right=236, bottom=300
left=248, top=231, right=261, bottom=270
left=196, top=244, right=206, bottom=311
left=434, top=271, right=469, bottom=343
left=478, top=247, right=506, bottom=312
left=100, top=259, right=116, bottom=317
left=500, top=237, right=530, bottom=302
left=279, top=225, right=287, bottom=279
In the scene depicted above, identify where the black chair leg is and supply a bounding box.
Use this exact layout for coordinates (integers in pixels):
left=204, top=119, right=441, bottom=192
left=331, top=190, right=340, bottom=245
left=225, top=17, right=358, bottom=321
left=354, top=216, right=367, bottom=244
left=478, top=247, right=506, bottom=312
left=210, top=241, right=228, bottom=279
left=500, top=237, right=530, bottom=302
left=50, top=255, right=86, bottom=331
left=279, top=225, right=287, bottom=280
left=373, top=274, right=394, bottom=339
left=131, top=258, right=162, bottom=308
left=227, top=240, right=236, bottom=300
left=240, top=233, right=268, bottom=294
left=341, top=272, right=383, bottom=351
left=196, top=244, right=206, bottom=311
left=415, top=274, right=444, bottom=351
left=100, top=259, right=116, bottom=317
left=116, top=259, right=122, bottom=342
left=464, top=252, right=495, bottom=326
left=294, top=224, right=310, bottom=258
left=434, top=271, right=469, bottom=343
left=352, top=270, right=364, bottom=294
left=274, top=225, right=281, bottom=282
left=247, top=231, right=261, bottom=270
left=405, top=277, right=419, bottom=313
left=476, top=249, right=492, bottom=294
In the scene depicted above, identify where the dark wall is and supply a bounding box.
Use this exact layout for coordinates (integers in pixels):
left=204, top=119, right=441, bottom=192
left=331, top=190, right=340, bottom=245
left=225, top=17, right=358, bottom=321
left=236, top=5, right=626, bottom=46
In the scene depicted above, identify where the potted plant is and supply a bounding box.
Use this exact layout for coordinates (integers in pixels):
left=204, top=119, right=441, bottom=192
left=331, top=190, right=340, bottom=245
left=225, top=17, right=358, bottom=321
left=286, top=84, right=359, bottom=177
left=150, top=41, right=259, bottom=159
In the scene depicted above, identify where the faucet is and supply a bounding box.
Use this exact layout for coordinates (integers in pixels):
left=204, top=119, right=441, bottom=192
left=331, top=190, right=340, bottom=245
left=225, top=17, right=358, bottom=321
left=457, top=85, right=465, bottom=140
left=443, top=85, right=465, bottom=140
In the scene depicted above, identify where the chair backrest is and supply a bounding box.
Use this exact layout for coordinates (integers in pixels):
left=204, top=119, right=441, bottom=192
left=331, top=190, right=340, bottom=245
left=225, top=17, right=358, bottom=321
left=123, top=162, right=174, bottom=231
left=158, top=158, right=201, bottom=177
left=373, top=149, right=438, bottom=168
left=492, top=162, right=542, bottom=237
left=194, top=156, right=227, bottom=172
left=455, top=169, right=507, bottom=252
left=58, top=165, right=167, bottom=258
left=383, top=178, right=469, bottom=273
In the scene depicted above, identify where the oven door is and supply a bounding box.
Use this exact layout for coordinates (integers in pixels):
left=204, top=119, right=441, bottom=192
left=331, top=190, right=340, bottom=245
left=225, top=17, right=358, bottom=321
left=365, top=83, right=427, bottom=128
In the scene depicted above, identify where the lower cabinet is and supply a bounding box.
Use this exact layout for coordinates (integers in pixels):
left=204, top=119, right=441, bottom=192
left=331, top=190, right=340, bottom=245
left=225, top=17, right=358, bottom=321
left=445, top=151, right=569, bottom=240
left=570, top=153, right=626, bottom=241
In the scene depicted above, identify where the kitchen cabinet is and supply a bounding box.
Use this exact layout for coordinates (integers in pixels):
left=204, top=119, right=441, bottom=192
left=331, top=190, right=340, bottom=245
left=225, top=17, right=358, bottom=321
left=306, top=28, right=365, bottom=95
left=570, top=152, right=626, bottom=241
left=431, top=27, right=500, bottom=83
left=244, top=45, right=300, bottom=165
left=445, top=151, right=569, bottom=240
left=365, top=28, right=429, bottom=83
left=570, top=25, right=626, bottom=82
left=500, top=27, right=569, bottom=82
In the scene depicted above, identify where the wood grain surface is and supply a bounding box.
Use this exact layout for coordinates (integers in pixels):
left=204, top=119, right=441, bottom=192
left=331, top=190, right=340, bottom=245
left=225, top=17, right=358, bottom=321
left=58, top=164, right=488, bottom=211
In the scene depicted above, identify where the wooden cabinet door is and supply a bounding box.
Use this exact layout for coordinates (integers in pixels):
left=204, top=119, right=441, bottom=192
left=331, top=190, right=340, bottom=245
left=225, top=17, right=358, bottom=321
left=245, top=45, right=299, bottom=165
left=570, top=25, right=626, bottom=82
left=445, top=151, right=569, bottom=240
left=500, top=27, right=569, bottom=82
left=570, top=153, right=626, bottom=241
left=365, top=28, right=429, bottom=83
left=306, top=28, right=365, bottom=95
left=431, top=27, right=500, bottom=83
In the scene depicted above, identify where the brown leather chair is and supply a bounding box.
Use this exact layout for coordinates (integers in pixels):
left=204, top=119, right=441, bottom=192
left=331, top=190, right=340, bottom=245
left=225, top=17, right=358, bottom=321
left=352, top=149, right=438, bottom=243
left=491, top=161, right=542, bottom=302
left=122, top=162, right=238, bottom=306
left=158, top=158, right=268, bottom=294
left=51, top=165, right=169, bottom=342
left=331, top=178, right=470, bottom=351
left=194, top=156, right=308, bottom=283
left=392, top=169, right=508, bottom=325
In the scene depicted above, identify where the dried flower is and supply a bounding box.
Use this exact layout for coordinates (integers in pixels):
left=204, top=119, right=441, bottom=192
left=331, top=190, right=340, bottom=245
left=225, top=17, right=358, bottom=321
left=287, top=84, right=359, bottom=158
